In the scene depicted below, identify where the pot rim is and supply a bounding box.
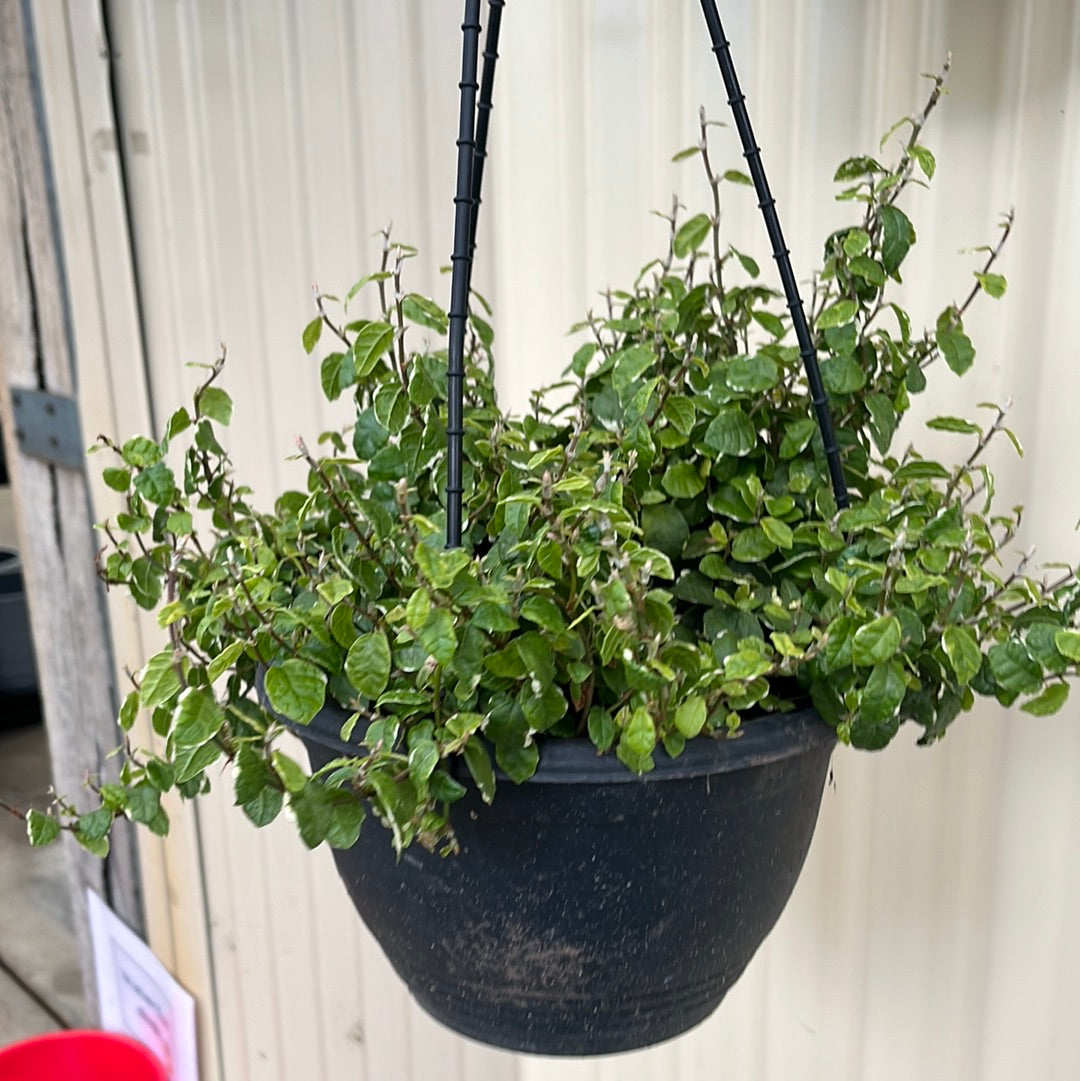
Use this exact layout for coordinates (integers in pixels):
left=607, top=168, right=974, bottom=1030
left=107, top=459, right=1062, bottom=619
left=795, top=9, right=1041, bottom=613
left=284, top=690, right=834, bottom=785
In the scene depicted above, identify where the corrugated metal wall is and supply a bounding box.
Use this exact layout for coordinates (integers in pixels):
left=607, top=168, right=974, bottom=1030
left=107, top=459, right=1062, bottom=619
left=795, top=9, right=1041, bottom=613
left=37, top=1, right=1080, bottom=1078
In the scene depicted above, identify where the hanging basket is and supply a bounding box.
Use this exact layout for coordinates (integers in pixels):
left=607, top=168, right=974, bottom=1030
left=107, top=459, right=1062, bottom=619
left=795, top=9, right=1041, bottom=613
left=285, top=701, right=833, bottom=1054
left=279, top=0, right=846, bottom=1056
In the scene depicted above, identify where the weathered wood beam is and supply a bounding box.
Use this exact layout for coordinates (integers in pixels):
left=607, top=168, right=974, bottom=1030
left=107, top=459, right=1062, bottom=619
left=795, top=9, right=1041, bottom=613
left=0, top=0, right=142, bottom=1019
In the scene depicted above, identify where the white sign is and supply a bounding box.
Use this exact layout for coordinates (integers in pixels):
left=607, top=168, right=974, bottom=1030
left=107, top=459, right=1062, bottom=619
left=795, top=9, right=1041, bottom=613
left=87, top=889, right=199, bottom=1081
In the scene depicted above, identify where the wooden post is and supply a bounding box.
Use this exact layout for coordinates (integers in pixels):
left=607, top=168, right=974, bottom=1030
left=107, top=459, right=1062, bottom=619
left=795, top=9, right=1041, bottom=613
left=0, top=0, right=142, bottom=1018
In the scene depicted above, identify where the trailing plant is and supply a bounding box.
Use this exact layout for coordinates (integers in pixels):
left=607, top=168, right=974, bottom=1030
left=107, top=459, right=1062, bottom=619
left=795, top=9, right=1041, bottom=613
left=14, top=70, right=1080, bottom=858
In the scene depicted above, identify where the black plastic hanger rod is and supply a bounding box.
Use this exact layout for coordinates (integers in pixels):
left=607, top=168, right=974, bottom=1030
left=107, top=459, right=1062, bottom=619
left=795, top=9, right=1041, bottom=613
left=698, top=0, right=850, bottom=509
left=446, top=0, right=484, bottom=548
left=466, top=0, right=505, bottom=299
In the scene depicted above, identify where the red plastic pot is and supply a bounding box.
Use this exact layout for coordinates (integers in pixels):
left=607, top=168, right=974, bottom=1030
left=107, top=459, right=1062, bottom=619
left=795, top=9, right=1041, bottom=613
left=0, top=1031, right=167, bottom=1080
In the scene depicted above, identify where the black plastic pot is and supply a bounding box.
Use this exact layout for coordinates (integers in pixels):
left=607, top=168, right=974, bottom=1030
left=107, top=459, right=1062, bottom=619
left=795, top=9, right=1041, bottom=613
left=287, top=703, right=834, bottom=1055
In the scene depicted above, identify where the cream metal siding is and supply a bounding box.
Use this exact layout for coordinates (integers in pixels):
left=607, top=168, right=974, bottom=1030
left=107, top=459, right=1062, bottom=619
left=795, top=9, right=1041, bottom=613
left=34, top=1, right=1080, bottom=1078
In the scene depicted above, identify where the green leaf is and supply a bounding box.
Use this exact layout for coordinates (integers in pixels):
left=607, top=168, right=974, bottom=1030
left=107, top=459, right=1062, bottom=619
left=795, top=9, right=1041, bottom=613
left=927, top=415, right=981, bottom=435
left=622, top=706, right=656, bottom=757
left=520, top=595, right=567, bottom=634
left=661, top=462, right=704, bottom=499
left=1054, top=629, right=1080, bottom=661
left=910, top=144, right=936, bottom=179
left=843, top=229, right=871, bottom=257
left=834, top=155, right=885, bottom=181
left=731, top=526, right=775, bottom=563
left=463, top=736, right=495, bottom=803
left=102, top=467, right=131, bottom=492
left=242, top=787, right=284, bottom=828
left=345, top=631, right=391, bottom=699
left=1021, top=682, right=1069, bottom=716
left=987, top=641, right=1042, bottom=694
left=942, top=625, right=982, bottom=685
left=402, top=294, right=448, bottom=334
left=321, top=351, right=354, bottom=401
left=851, top=615, right=902, bottom=666
left=673, top=696, right=707, bottom=739
left=139, top=650, right=181, bottom=709
left=352, top=321, right=396, bottom=377
left=859, top=660, right=907, bottom=724
left=724, top=650, right=772, bottom=680
left=642, top=504, right=689, bottom=560
left=662, top=395, right=696, bottom=436
left=495, top=738, right=540, bottom=784
left=26, top=809, right=60, bottom=846
left=722, top=169, right=753, bottom=186
left=133, top=462, right=176, bottom=505
left=302, top=316, right=323, bottom=354
left=74, top=830, right=109, bottom=858
left=673, top=213, right=712, bottom=259
left=817, top=299, right=858, bottom=330
left=936, top=328, right=975, bottom=375
left=173, top=688, right=226, bottom=747
left=208, top=642, right=245, bottom=683
left=780, top=418, right=817, bottom=459
left=263, top=660, right=327, bottom=724
left=418, top=608, right=457, bottom=666
left=760, top=517, right=794, bottom=549
left=587, top=708, right=616, bottom=751
left=272, top=750, right=308, bottom=794
left=849, top=255, right=886, bottom=287
left=291, top=784, right=333, bottom=849
left=703, top=406, right=756, bottom=457
left=326, top=797, right=365, bottom=849
left=197, top=386, right=233, bottom=426
left=611, top=345, right=655, bottom=391
left=866, top=393, right=897, bottom=454
left=821, top=355, right=866, bottom=394
left=121, top=436, right=162, bottom=468
left=975, top=271, right=1007, bottom=299
left=880, top=205, right=915, bottom=273
left=726, top=355, right=779, bottom=393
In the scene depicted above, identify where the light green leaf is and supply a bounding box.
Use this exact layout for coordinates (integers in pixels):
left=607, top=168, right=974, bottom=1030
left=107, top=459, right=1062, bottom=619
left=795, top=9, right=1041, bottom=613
left=761, top=516, right=794, bottom=549
left=851, top=615, right=902, bottom=666
left=352, top=321, right=395, bottom=377
left=207, top=642, right=245, bottom=683
left=661, top=462, right=705, bottom=499
left=1021, top=682, right=1069, bottom=716
left=402, top=294, right=448, bottom=334
left=622, top=706, right=656, bottom=757
left=817, top=299, right=858, bottom=330
left=26, top=809, right=60, bottom=846
left=345, top=631, right=391, bottom=699
left=419, top=608, right=456, bottom=666
left=975, top=272, right=1007, bottom=299
left=139, top=650, right=182, bottom=709
left=173, top=688, right=226, bottom=747
left=1054, top=629, right=1080, bottom=661
left=302, top=316, right=323, bottom=354
left=673, top=696, right=707, bottom=739
left=942, top=625, right=982, bottom=685
left=197, top=386, right=233, bottom=426
left=673, top=214, right=712, bottom=259
left=731, top=526, right=776, bottom=563
left=263, top=660, right=326, bottom=724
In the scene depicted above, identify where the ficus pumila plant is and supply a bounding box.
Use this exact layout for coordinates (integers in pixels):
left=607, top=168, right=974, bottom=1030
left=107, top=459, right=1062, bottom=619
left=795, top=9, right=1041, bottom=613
left=14, top=68, right=1080, bottom=857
